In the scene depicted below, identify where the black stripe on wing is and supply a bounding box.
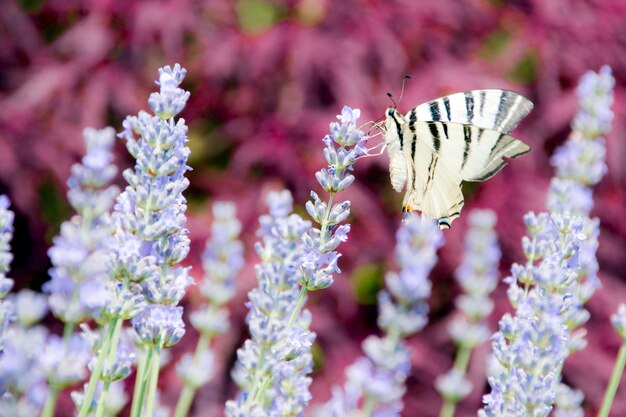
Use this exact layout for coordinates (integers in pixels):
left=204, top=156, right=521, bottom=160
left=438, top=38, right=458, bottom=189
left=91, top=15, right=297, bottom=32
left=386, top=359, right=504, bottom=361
left=412, top=89, right=533, bottom=134
left=412, top=120, right=531, bottom=184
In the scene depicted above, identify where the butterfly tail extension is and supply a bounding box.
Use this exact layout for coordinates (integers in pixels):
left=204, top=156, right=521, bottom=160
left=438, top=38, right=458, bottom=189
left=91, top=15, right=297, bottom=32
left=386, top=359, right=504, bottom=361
left=464, top=134, right=531, bottom=182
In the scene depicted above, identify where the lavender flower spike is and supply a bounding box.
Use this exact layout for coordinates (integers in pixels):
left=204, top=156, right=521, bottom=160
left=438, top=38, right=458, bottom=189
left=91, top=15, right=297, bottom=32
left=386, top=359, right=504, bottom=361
left=44, top=127, right=120, bottom=325
left=437, top=210, right=500, bottom=416
left=0, top=195, right=15, bottom=350
left=547, top=67, right=615, bottom=416
left=551, top=66, right=614, bottom=188
left=77, top=64, right=193, bottom=417
left=226, top=190, right=314, bottom=417
left=480, top=213, right=587, bottom=417
left=317, top=214, right=443, bottom=416
left=301, top=106, right=367, bottom=291
left=175, top=202, right=243, bottom=417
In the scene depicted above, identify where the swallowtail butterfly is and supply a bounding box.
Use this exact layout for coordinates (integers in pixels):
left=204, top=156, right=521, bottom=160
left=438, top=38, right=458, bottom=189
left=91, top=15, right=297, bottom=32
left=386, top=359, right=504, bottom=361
left=384, top=89, right=533, bottom=229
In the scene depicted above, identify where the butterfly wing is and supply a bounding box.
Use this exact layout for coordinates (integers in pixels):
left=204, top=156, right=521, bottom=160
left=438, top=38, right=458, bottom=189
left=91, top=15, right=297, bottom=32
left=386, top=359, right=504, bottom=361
left=401, top=120, right=530, bottom=228
left=412, top=89, right=533, bottom=133
left=383, top=113, right=408, bottom=192
left=400, top=120, right=464, bottom=229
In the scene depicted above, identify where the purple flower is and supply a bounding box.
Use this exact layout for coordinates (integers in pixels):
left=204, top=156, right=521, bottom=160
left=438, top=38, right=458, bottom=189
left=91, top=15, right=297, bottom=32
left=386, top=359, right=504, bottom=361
left=132, top=304, right=185, bottom=348
left=318, top=214, right=442, bottom=416
left=226, top=191, right=313, bottom=417
left=0, top=196, right=15, bottom=350
left=44, top=127, right=119, bottom=324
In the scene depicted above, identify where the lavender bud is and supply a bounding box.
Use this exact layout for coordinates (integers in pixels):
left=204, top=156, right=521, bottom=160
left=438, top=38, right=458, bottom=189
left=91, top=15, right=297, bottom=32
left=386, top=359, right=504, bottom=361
left=611, top=304, right=626, bottom=339
left=436, top=369, right=473, bottom=402
left=132, top=304, right=185, bottom=348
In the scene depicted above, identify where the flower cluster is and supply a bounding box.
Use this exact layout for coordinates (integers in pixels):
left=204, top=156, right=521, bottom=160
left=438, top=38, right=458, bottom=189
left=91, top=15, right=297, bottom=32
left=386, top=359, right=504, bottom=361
left=175, top=201, right=244, bottom=417
left=549, top=66, right=614, bottom=331
left=481, top=67, right=615, bottom=417
left=551, top=66, right=614, bottom=188
left=480, top=213, right=586, bottom=417
left=301, top=106, right=367, bottom=291
left=554, top=383, right=584, bottom=417
left=0, top=283, right=50, bottom=416
left=437, top=210, right=500, bottom=411
left=0, top=325, right=49, bottom=416
left=226, top=191, right=314, bottom=417
left=612, top=304, right=626, bottom=340
left=0, top=196, right=15, bottom=350
left=77, top=64, right=193, bottom=417
left=115, top=63, right=193, bottom=327
left=317, top=214, right=443, bottom=416
left=547, top=67, right=615, bottom=415
left=44, top=127, right=120, bottom=325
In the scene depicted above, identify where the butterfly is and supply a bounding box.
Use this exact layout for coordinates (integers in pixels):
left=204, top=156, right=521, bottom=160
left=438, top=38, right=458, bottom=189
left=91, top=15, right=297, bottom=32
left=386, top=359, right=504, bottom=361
left=383, top=89, right=533, bottom=229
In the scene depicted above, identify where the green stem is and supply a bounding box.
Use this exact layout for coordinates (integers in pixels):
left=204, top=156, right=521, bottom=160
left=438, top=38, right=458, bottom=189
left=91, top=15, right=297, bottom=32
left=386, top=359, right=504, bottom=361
left=131, top=347, right=154, bottom=417
left=77, top=318, right=119, bottom=417
left=63, top=320, right=76, bottom=342
left=453, top=345, right=472, bottom=373
left=597, top=342, right=626, bottom=417
left=288, top=285, right=308, bottom=328
left=254, top=376, right=272, bottom=403
left=173, top=333, right=213, bottom=417
left=362, top=396, right=377, bottom=416
left=438, top=344, right=473, bottom=417
left=41, top=386, right=60, bottom=417
left=439, top=400, right=456, bottom=417
left=319, top=193, right=335, bottom=243
left=245, top=348, right=267, bottom=406
left=144, top=346, right=162, bottom=417
left=94, top=380, right=111, bottom=417
left=173, top=384, right=196, bottom=417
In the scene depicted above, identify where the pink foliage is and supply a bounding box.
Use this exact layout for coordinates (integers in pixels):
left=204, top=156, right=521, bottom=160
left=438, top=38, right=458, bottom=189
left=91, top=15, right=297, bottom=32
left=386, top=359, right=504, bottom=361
left=1, top=0, right=625, bottom=416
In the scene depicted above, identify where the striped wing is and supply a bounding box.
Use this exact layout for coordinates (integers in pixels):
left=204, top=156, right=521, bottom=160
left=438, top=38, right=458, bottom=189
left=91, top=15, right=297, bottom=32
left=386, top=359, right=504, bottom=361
left=412, top=90, right=533, bottom=133
left=401, top=120, right=530, bottom=228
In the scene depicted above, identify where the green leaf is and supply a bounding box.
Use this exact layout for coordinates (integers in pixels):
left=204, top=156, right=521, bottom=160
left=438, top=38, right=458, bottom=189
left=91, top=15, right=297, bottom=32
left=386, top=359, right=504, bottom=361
left=509, top=50, right=539, bottom=85
left=349, top=263, right=384, bottom=305
left=236, top=0, right=282, bottom=35
left=38, top=177, right=71, bottom=242
left=479, top=29, right=512, bottom=60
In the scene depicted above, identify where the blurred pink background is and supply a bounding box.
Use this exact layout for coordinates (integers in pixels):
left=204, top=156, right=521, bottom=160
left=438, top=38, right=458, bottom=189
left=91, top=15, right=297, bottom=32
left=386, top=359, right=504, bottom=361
left=1, top=0, right=625, bottom=416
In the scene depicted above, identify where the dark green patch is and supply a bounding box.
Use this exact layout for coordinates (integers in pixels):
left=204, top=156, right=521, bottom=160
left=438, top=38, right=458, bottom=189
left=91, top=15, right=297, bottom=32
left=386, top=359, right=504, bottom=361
left=37, top=177, right=71, bottom=243
left=187, top=126, right=236, bottom=170
left=461, top=181, right=479, bottom=200
left=508, top=50, right=539, bottom=84
left=479, top=29, right=512, bottom=60
left=310, top=341, right=325, bottom=373
left=19, top=0, right=44, bottom=12
left=349, top=263, right=385, bottom=305
left=183, top=182, right=209, bottom=215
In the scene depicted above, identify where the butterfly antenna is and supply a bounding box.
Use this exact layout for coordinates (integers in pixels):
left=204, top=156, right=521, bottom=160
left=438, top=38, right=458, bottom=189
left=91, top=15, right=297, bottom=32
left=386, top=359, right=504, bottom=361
left=386, top=92, right=397, bottom=108
left=398, top=75, right=411, bottom=105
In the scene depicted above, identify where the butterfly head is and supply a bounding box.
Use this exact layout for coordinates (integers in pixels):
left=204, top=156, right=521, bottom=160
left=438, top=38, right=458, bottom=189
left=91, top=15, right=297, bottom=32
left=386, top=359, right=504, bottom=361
left=384, top=106, right=399, bottom=124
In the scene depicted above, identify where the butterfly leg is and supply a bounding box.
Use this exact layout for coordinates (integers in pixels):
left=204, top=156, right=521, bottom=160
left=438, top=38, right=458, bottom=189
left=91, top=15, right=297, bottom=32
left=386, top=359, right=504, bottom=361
left=357, top=142, right=387, bottom=159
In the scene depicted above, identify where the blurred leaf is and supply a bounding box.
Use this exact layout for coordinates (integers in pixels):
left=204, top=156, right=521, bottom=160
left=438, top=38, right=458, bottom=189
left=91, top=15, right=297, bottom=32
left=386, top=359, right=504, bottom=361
left=349, top=263, right=384, bottom=305
left=310, top=340, right=325, bottom=373
left=236, top=0, right=283, bottom=34
left=509, top=50, right=539, bottom=84
left=19, top=0, right=44, bottom=12
left=37, top=177, right=71, bottom=242
left=187, top=124, right=236, bottom=170
left=479, top=29, right=512, bottom=60
left=183, top=183, right=209, bottom=215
